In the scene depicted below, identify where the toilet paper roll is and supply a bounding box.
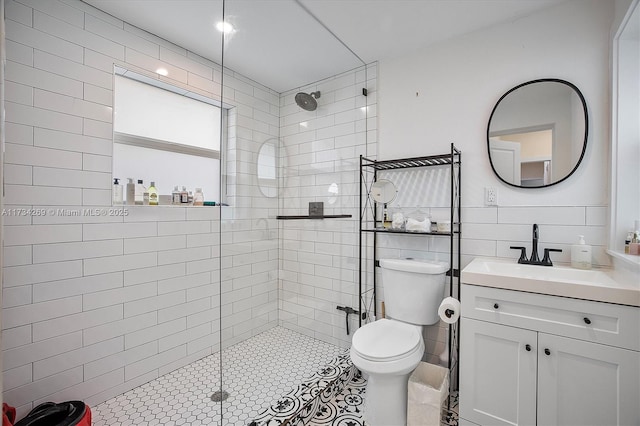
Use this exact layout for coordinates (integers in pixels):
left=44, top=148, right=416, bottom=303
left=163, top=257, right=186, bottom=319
left=438, top=297, right=461, bottom=324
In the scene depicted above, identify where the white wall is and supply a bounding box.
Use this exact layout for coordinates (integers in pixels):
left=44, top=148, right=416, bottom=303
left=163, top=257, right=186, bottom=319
left=377, top=0, right=614, bottom=363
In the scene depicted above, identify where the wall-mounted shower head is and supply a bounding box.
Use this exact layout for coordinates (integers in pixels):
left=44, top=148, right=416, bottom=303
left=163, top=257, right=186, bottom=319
left=295, top=91, right=321, bottom=111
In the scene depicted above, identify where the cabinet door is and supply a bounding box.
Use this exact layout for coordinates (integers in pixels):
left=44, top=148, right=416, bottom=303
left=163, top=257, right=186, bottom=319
left=538, top=333, right=640, bottom=426
left=459, top=318, right=537, bottom=426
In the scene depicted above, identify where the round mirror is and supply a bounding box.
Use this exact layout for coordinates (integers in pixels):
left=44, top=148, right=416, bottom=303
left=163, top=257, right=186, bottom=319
left=257, top=139, right=277, bottom=197
left=487, top=79, right=588, bottom=188
left=370, top=179, right=397, bottom=203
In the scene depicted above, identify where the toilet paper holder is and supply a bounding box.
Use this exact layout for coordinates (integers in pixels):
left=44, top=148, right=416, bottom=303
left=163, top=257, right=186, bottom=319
left=444, top=309, right=455, bottom=318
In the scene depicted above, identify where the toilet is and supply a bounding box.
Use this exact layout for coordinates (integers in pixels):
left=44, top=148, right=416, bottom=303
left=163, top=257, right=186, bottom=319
left=350, top=258, right=448, bottom=426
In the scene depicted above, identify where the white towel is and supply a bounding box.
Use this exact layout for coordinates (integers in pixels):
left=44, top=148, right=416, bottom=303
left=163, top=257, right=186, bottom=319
left=391, top=212, right=405, bottom=230
left=405, top=217, right=429, bottom=232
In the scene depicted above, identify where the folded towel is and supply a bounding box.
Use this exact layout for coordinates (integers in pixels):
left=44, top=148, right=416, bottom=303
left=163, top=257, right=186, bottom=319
left=406, top=217, right=429, bottom=232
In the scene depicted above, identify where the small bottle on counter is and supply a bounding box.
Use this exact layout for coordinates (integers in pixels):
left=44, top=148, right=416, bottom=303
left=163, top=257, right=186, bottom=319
left=630, top=231, right=640, bottom=255
left=625, top=231, right=633, bottom=254
left=148, top=182, right=158, bottom=206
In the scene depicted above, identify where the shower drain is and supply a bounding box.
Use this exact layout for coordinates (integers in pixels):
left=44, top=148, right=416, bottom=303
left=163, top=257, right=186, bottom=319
left=210, top=390, right=229, bottom=402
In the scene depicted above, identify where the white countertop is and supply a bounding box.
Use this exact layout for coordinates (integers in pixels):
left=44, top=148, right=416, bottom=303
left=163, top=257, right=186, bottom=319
left=461, top=257, right=640, bottom=307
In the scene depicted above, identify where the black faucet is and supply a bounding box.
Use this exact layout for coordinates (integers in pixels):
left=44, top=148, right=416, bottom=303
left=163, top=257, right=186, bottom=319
left=530, top=224, right=540, bottom=264
left=510, top=224, right=562, bottom=266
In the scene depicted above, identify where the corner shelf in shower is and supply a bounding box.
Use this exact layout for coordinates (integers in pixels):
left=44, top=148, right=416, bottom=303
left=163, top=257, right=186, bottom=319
left=358, top=142, right=462, bottom=401
left=276, top=214, right=352, bottom=220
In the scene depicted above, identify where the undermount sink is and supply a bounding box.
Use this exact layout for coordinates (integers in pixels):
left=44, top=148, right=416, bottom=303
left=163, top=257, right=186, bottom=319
left=462, top=258, right=640, bottom=306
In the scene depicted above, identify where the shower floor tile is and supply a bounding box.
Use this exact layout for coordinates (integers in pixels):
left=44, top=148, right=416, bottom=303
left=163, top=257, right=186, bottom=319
left=93, top=326, right=342, bottom=426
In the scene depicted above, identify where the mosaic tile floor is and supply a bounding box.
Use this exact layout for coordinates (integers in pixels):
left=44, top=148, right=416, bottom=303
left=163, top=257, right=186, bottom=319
left=307, top=371, right=458, bottom=426
left=93, top=327, right=343, bottom=426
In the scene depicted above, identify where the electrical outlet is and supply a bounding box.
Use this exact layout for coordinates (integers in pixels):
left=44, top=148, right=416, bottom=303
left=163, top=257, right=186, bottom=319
left=485, top=187, right=498, bottom=206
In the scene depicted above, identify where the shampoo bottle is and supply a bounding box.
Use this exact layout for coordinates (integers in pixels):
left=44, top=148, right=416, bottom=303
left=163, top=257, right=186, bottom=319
left=135, top=180, right=145, bottom=205
left=571, top=235, right=592, bottom=269
left=148, top=182, right=158, bottom=206
left=126, top=178, right=135, bottom=205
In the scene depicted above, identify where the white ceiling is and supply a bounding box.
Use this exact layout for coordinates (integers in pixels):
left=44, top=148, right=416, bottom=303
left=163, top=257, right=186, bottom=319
left=83, top=0, right=567, bottom=93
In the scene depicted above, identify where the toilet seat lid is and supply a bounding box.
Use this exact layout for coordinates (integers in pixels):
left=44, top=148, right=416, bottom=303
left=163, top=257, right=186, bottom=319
left=352, top=319, right=422, bottom=361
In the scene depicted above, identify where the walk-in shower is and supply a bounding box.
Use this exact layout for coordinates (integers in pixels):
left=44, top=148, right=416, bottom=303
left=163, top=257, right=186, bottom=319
left=1, top=0, right=371, bottom=425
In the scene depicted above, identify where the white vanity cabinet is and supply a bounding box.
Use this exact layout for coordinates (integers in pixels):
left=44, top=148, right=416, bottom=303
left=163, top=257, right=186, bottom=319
left=459, top=284, right=640, bottom=426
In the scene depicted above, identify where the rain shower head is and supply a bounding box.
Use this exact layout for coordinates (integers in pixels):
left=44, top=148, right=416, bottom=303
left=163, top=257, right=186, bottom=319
left=295, top=91, right=321, bottom=111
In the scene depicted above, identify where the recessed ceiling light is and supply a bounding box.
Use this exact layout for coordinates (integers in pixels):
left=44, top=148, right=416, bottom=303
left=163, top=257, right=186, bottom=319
left=215, top=21, right=234, bottom=34
left=156, top=68, right=168, bottom=76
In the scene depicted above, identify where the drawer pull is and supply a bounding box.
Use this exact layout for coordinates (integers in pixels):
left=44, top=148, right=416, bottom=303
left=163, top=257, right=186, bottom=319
left=493, top=303, right=499, bottom=309
left=544, top=348, right=551, bottom=356
left=525, top=344, right=531, bottom=352
left=583, top=317, right=591, bottom=325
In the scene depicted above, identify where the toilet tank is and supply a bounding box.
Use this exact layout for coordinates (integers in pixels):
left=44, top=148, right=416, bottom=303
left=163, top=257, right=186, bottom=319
left=380, top=258, right=449, bottom=325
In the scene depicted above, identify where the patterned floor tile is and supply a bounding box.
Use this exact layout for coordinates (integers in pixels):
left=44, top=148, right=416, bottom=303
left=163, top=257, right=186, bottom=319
left=307, top=372, right=459, bottom=426
left=93, top=327, right=342, bottom=426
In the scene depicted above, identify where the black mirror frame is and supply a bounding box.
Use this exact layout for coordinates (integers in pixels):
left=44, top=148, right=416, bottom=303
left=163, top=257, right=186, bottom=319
left=487, top=78, right=588, bottom=189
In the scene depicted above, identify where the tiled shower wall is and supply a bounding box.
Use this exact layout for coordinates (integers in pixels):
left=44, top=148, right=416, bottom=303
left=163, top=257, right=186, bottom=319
left=278, top=64, right=377, bottom=348
left=1, top=0, right=277, bottom=416
left=220, top=67, right=280, bottom=348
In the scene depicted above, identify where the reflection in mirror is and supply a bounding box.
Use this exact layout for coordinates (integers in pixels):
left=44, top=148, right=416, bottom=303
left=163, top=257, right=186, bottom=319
left=257, top=139, right=277, bottom=198
left=370, top=179, right=397, bottom=204
left=487, top=79, right=588, bottom=188
left=328, top=183, right=339, bottom=204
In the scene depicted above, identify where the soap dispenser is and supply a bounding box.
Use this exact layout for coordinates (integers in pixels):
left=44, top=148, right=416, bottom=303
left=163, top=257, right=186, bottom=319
left=112, top=178, right=123, bottom=205
left=571, top=235, right=592, bottom=269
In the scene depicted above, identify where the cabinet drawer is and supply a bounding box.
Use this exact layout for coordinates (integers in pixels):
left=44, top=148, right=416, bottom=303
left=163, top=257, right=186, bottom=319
left=461, top=284, right=640, bottom=351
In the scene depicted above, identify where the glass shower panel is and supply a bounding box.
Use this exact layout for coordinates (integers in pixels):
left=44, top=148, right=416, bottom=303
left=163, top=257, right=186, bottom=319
left=220, top=1, right=371, bottom=424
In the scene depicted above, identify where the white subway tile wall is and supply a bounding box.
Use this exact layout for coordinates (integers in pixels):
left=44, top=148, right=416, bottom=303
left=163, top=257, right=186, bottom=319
left=2, top=0, right=275, bottom=416
left=277, top=64, right=377, bottom=348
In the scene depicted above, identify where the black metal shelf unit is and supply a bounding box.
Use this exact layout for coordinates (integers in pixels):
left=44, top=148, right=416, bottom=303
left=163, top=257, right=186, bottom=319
left=358, top=142, right=461, bottom=392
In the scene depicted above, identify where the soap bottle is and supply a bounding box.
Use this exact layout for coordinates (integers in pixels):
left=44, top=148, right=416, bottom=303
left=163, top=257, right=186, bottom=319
left=126, top=178, right=135, bottom=205
left=148, top=182, right=158, bottom=206
left=135, top=180, right=145, bottom=205
left=112, top=178, right=123, bottom=205
left=571, top=235, right=592, bottom=269
left=172, top=186, right=181, bottom=205
left=193, top=188, right=204, bottom=206
left=180, top=186, right=189, bottom=204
